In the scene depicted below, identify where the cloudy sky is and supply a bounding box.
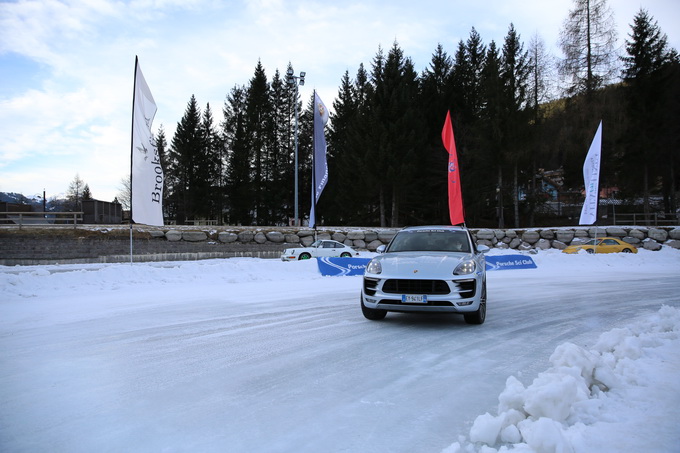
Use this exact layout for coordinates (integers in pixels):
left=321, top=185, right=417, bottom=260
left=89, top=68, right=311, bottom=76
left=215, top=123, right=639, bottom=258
left=1, top=0, right=679, bottom=202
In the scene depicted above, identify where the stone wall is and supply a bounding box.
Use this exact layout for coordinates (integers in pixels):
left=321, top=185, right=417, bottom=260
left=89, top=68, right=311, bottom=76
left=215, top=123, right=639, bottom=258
left=473, top=226, right=680, bottom=252
left=0, top=225, right=678, bottom=265
left=159, top=225, right=680, bottom=252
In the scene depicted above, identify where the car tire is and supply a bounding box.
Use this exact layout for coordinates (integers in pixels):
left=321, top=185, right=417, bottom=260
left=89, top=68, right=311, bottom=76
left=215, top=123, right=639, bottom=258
left=622, top=248, right=632, bottom=253
left=340, top=252, right=352, bottom=258
left=298, top=253, right=312, bottom=260
left=586, top=249, right=595, bottom=254
left=464, top=281, right=486, bottom=325
left=361, top=296, right=387, bottom=320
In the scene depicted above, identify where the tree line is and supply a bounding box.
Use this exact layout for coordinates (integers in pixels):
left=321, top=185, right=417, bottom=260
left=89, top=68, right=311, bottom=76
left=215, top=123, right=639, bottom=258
left=154, top=1, right=679, bottom=228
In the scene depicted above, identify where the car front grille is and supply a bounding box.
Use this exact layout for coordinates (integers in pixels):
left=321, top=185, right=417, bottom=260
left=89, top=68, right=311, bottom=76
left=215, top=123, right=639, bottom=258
left=382, top=279, right=450, bottom=295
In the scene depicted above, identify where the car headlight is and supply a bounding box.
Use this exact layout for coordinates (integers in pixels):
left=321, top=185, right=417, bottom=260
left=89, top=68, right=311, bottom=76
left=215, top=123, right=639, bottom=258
left=366, top=258, right=382, bottom=274
left=454, top=260, right=476, bottom=275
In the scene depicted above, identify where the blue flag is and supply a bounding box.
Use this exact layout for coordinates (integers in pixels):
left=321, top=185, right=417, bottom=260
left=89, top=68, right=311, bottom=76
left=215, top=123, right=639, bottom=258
left=309, top=91, right=328, bottom=228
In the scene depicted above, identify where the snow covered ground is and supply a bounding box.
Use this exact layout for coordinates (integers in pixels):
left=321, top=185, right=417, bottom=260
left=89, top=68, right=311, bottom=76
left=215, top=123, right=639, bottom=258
left=1, top=247, right=679, bottom=452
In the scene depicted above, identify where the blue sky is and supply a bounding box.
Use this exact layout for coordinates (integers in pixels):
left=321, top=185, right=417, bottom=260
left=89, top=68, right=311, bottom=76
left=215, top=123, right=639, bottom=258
left=1, top=0, right=679, bottom=202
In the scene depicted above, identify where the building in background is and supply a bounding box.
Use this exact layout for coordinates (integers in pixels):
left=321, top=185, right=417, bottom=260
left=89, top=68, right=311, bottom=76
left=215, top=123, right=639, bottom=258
left=83, top=199, right=123, bottom=224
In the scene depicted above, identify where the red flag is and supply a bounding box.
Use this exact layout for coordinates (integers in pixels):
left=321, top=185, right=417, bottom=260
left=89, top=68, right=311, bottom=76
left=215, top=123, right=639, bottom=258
left=442, top=111, right=464, bottom=225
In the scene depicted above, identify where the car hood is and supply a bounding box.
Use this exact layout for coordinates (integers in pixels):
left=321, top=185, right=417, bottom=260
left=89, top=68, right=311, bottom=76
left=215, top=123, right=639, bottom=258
left=375, top=252, right=475, bottom=278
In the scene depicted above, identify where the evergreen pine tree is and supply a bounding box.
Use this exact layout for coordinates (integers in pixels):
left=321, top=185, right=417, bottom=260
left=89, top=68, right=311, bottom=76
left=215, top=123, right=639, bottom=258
left=501, top=24, right=531, bottom=227
left=480, top=41, right=505, bottom=227
left=325, top=71, right=359, bottom=225
left=167, top=95, right=202, bottom=224
left=245, top=61, right=272, bottom=224
left=199, top=103, right=222, bottom=222
left=419, top=44, right=454, bottom=224
left=82, top=184, right=92, bottom=201
left=326, top=64, right=375, bottom=225
left=620, top=9, right=676, bottom=218
left=364, top=42, right=425, bottom=227
left=450, top=29, right=489, bottom=225
left=450, top=40, right=469, bottom=122
left=223, top=86, right=251, bottom=225
left=465, top=28, right=487, bottom=120
left=267, top=68, right=292, bottom=225
left=154, top=125, right=169, bottom=219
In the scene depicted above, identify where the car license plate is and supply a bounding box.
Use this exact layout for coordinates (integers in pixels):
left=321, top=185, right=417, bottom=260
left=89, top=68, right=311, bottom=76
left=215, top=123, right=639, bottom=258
left=402, top=294, right=427, bottom=304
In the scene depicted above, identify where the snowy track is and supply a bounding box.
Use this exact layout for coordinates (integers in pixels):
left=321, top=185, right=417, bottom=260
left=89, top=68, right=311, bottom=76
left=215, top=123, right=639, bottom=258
left=1, top=250, right=679, bottom=452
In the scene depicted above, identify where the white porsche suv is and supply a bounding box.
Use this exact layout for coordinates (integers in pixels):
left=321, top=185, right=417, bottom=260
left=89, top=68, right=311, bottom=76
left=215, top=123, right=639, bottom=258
left=361, top=226, right=488, bottom=324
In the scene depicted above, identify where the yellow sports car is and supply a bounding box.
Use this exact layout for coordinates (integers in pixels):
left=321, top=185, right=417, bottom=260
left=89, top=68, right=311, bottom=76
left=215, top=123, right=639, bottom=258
left=562, top=237, right=638, bottom=254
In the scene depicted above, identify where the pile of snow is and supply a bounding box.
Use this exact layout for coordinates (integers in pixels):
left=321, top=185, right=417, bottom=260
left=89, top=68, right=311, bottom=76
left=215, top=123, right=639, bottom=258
left=445, top=305, right=680, bottom=453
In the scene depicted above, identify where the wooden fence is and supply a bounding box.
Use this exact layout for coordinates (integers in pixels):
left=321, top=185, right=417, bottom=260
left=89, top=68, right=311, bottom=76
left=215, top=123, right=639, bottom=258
left=0, top=212, right=84, bottom=229
left=609, top=212, right=679, bottom=226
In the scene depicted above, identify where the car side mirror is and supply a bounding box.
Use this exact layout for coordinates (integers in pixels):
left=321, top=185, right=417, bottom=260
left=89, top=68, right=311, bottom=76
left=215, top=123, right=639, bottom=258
left=477, top=244, right=490, bottom=254
left=376, top=245, right=386, bottom=254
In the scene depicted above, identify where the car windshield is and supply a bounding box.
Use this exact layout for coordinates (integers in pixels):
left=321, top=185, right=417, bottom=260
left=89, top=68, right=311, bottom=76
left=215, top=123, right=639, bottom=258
left=387, top=229, right=470, bottom=253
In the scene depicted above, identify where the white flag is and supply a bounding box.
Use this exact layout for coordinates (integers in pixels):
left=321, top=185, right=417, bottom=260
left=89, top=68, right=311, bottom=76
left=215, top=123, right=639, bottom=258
left=131, top=58, right=164, bottom=226
left=579, top=121, right=602, bottom=225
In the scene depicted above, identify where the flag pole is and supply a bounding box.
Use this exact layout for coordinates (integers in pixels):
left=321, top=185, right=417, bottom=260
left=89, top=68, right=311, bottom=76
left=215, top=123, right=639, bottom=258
left=129, top=56, right=139, bottom=265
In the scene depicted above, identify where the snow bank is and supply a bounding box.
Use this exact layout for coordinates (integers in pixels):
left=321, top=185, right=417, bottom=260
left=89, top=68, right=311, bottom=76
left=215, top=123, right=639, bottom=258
left=444, top=305, right=680, bottom=453
left=0, top=257, right=322, bottom=298
left=2, top=246, right=679, bottom=452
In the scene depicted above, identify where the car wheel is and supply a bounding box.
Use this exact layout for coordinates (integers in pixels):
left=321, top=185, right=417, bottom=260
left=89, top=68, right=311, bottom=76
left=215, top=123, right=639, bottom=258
left=340, top=252, right=352, bottom=258
left=622, top=248, right=632, bottom=253
left=464, top=281, right=486, bottom=325
left=361, top=296, right=387, bottom=320
left=298, top=253, right=312, bottom=260
left=586, top=248, right=595, bottom=254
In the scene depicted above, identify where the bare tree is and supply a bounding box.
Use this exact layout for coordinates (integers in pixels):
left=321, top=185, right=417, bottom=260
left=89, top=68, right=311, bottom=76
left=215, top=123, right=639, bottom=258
left=66, top=174, right=86, bottom=211
left=528, top=33, right=557, bottom=106
left=558, top=0, right=618, bottom=97
left=526, top=33, right=556, bottom=226
left=116, top=176, right=131, bottom=210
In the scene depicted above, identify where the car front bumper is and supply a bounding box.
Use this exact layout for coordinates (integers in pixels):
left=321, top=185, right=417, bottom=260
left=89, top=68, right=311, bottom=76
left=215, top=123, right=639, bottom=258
left=361, top=274, right=484, bottom=313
